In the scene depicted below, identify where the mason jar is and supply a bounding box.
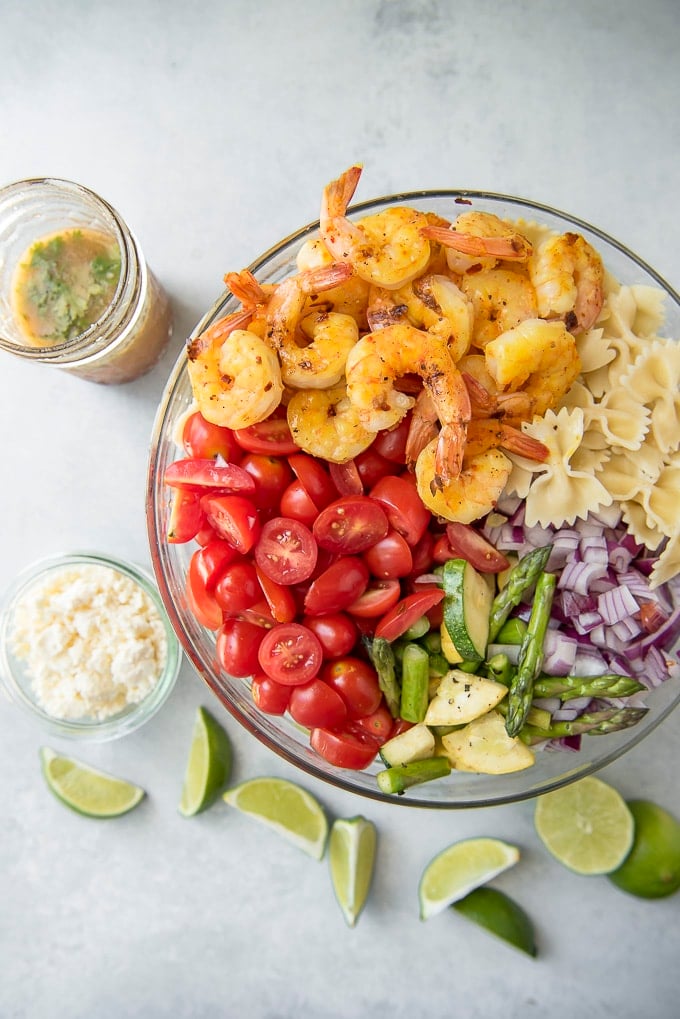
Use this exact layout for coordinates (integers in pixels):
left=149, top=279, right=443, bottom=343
left=0, top=177, right=173, bottom=383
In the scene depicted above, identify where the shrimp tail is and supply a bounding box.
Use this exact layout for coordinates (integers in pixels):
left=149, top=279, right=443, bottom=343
left=321, top=164, right=363, bottom=224
left=433, top=420, right=467, bottom=489
left=421, top=225, right=532, bottom=261
left=188, top=308, right=253, bottom=357
left=224, top=270, right=268, bottom=309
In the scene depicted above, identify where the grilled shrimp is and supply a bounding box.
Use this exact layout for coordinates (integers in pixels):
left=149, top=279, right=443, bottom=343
left=266, top=262, right=357, bottom=388
left=186, top=320, right=283, bottom=430
left=484, top=318, right=582, bottom=417
left=367, top=274, right=473, bottom=362
left=422, top=211, right=533, bottom=274
left=528, top=231, right=604, bottom=333
left=460, top=267, right=538, bottom=348
left=286, top=384, right=374, bottom=462
left=415, top=440, right=513, bottom=524
left=320, top=165, right=432, bottom=289
left=345, top=323, right=471, bottom=484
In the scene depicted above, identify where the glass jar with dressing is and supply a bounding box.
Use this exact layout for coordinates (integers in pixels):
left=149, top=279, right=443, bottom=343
left=0, top=177, right=173, bottom=383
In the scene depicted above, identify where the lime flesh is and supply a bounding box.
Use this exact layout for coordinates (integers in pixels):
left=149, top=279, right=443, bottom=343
left=534, top=776, right=634, bottom=875
left=453, top=886, right=537, bottom=956
left=328, top=816, right=377, bottom=927
left=40, top=748, right=145, bottom=818
left=419, top=837, right=520, bottom=920
left=223, top=776, right=328, bottom=860
left=609, top=799, right=680, bottom=899
left=179, top=706, right=232, bottom=817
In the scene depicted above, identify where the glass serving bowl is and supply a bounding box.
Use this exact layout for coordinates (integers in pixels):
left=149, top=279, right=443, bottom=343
left=0, top=552, right=182, bottom=741
left=146, top=191, right=680, bottom=807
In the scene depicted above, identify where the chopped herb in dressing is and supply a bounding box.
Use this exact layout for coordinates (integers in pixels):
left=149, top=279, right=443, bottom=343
left=12, top=228, right=121, bottom=345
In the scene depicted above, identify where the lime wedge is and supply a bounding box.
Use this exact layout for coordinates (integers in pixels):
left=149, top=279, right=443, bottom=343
left=223, top=777, right=328, bottom=860
left=40, top=747, right=145, bottom=818
left=608, top=799, right=680, bottom=898
left=534, top=776, right=633, bottom=875
left=328, top=816, right=377, bottom=927
left=453, top=886, right=537, bottom=956
left=418, top=837, right=520, bottom=920
left=179, top=706, right=232, bottom=817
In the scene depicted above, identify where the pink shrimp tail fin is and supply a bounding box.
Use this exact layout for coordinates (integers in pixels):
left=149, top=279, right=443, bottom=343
left=499, top=426, right=550, bottom=462
left=321, top=164, right=363, bottom=223
left=433, top=420, right=467, bottom=488
left=188, top=308, right=253, bottom=359
left=421, top=225, right=531, bottom=261
left=299, top=262, right=354, bottom=294
left=224, top=270, right=268, bottom=309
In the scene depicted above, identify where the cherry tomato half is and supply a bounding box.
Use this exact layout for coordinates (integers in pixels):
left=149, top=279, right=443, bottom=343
left=216, top=618, right=266, bottom=677
left=257, top=622, right=323, bottom=686
left=200, top=494, right=261, bottom=554
left=302, top=613, right=358, bottom=658
left=288, top=679, right=348, bottom=729
left=346, top=578, right=401, bottom=619
left=255, top=566, right=297, bottom=623
left=355, top=704, right=394, bottom=742
left=445, top=522, right=511, bottom=573
left=370, top=415, right=411, bottom=463
left=186, top=557, right=223, bottom=631
left=374, top=588, right=445, bottom=641
left=288, top=453, right=337, bottom=510
left=370, top=475, right=430, bottom=546
left=254, top=517, right=318, bottom=585
left=167, top=489, right=204, bottom=544
left=312, top=496, right=389, bottom=554
left=182, top=412, right=242, bottom=462
left=234, top=418, right=299, bottom=455
left=279, top=480, right=319, bottom=527
left=192, top=539, right=241, bottom=591
left=303, top=556, right=370, bottom=616
left=241, top=454, right=294, bottom=511
left=354, top=447, right=392, bottom=488
left=251, top=674, right=291, bottom=715
left=164, top=458, right=255, bottom=493
left=328, top=459, right=363, bottom=495
left=363, top=529, right=413, bottom=578
left=321, top=657, right=382, bottom=719
left=214, top=560, right=261, bottom=613
left=310, top=725, right=379, bottom=770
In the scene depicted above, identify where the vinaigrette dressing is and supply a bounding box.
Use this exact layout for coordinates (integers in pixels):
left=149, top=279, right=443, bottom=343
left=12, top=227, right=121, bottom=346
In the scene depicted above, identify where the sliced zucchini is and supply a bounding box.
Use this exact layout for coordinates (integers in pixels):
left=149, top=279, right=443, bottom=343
left=442, top=558, right=492, bottom=662
left=440, top=621, right=463, bottom=665
left=379, top=723, right=435, bottom=768
left=424, top=670, right=508, bottom=727
left=441, top=710, right=535, bottom=775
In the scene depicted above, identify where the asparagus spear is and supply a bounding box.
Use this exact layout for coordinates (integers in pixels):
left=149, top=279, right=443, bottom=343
left=520, top=706, right=649, bottom=744
left=400, top=644, right=430, bottom=723
left=364, top=636, right=401, bottom=718
left=533, top=673, right=646, bottom=702
left=505, top=571, right=557, bottom=738
left=488, top=545, right=552, bottom=643
left=377, top=757, right=452, bottom=795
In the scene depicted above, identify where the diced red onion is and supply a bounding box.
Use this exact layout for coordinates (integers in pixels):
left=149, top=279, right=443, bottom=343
left=573, top=611, right=602, bottom=635
left=542, top=630, right=578, bottom=675
left=580, top=534, right=609, bottom=566
left=487, top=643, right=521, bottom=665
left=643, top=645, right=671, bottom=687
left=597, top=586, right=640, bottom=625
left=611, top=616, right=643, bottom=641
left=532, top=696, right=561, bottom=713
left=558, top=560, right=608, bottom=595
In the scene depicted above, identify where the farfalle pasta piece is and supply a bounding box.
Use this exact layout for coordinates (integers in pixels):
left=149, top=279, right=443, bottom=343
left=620, top=498, right=666, bottom=552
left=650, top=533, right=680, bottom=589
left=641, top=461, right=680, bottom=535
left=508, top=407, right=612, bottom=527
left=576, top=326, right=616, bottom=377
left=621, top=339, right=680, bottom=454
left=628, top=285, right=667, bottom=338
left=595, top=387, right=650, bottom=451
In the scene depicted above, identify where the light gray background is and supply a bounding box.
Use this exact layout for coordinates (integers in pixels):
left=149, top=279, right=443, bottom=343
left=1, top=2, right=679, bottom=1017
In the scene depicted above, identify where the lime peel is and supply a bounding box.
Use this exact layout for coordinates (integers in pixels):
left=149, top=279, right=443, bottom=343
left=328, top=815, right=377, bottom=927
left=418, top=836, right=520, bottom=920
left=453, top=886, right=537, bottom=957
left=179, top=706, right=232, bottom=817
left=223, top=776, right=328, bottom=860
left=40, top=747, right=145, bottom=818
left=609, top=799, right=680, bottom=899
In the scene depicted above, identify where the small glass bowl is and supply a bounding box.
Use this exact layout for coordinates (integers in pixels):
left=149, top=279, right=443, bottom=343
left=0, top=552, right=182, bottom=741
left=147, top=190, right=680, bottom=807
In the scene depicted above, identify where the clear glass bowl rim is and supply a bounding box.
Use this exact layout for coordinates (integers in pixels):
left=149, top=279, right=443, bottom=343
left=146, top=188, right=680, bottom=807
left=0, top=550, right=182, bottom=742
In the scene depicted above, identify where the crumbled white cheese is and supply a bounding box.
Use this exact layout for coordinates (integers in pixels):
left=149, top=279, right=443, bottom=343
left=10, top=563, right=168, bottom=721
